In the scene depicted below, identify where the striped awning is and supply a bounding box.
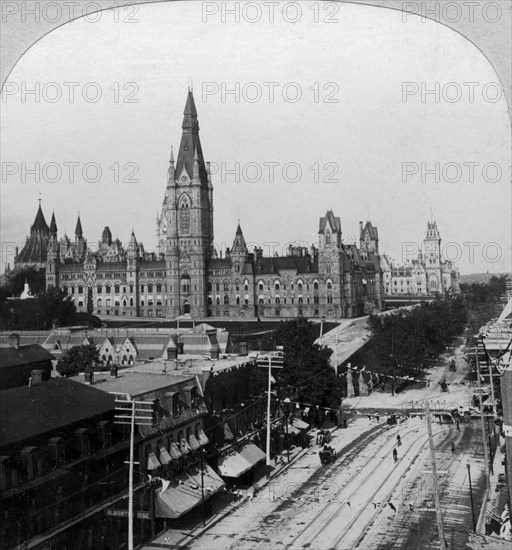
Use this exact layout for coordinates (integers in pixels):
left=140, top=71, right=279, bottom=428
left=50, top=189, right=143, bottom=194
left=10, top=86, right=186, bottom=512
left=189, top=434, right=201, bottom=451
left=159, top=447, right=172, bottom=465
left=147, top=452, right=161, bottom=471
left=155, top=465, right=225, bottom=519
left=224, top=422, right=235, bottom=441
left=217, top=451, right=252, bottom=478
left=239, top=443, right=265, bottom=467
left=169, top=442, right=182, bottom=460
left=180, top=438, right=192, bottom=455
left=198, top=429, right=209, bottom=446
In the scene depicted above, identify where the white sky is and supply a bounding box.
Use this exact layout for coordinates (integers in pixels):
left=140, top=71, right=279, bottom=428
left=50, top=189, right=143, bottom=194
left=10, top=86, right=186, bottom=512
left=1, top=1, right=510, bottom=274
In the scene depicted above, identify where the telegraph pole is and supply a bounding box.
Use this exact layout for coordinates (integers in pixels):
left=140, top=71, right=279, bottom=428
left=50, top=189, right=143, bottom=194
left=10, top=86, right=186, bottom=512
left=128, top=400, right=135, bottom=550
left=425, top=401, right=446, bottom=550
left=475, top=349, right=491, bottom=491
left=257, top=352, right=283, bottom=466
left=115, top=395, right=157, bottom=550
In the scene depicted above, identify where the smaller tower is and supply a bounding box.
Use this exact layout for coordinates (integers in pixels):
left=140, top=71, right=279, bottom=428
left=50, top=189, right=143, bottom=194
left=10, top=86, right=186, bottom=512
left=46, top=213, right=60, bottom=289
left=126, top=230, right=139, bottom=316
left=75, top=215, right=87, bottom=261
left=231, top=222, right=249, bottom=273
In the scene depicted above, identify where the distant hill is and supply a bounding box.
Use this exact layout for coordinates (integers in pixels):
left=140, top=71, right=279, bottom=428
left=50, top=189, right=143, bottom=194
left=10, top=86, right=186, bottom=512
left=460, top=273, right=510, bottom=285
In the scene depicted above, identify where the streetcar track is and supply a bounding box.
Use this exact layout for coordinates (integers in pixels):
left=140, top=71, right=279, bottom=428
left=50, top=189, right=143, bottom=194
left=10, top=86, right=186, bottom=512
left=283, top=420, right=430, bottom=549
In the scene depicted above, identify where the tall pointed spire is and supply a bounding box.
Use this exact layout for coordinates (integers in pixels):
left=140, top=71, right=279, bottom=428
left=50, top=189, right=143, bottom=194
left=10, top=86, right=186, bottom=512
left=175, top=89, right=208, bottom=187
left=232, top=222, right=248, bottom=255
left=75, top=215, right=83, bottom=236
left=49, top=212, right=57, bottom=235
left=31, top=201, right=49, bottom=234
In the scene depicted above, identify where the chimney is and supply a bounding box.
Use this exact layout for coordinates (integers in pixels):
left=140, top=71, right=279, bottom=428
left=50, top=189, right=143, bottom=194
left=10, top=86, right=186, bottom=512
left=239, top=342, right=248, bottom=356
left=30, top=369, right=43, bottom=386
left=167, top=347, right=177, bottom=360
left=8, top=333, right=20, bottom=350
left=210, top=348, right=220, bottom=360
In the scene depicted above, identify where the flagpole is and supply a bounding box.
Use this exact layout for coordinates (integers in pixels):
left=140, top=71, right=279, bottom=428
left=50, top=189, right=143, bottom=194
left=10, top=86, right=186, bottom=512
left=266, top=355, right=272, bottom=466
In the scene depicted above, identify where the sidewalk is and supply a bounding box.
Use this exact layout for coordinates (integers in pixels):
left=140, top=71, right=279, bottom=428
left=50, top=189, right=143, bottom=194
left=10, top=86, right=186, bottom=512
left=477, top=434, right=509, bottom=535
left=139, top=431, right=323, bottom=549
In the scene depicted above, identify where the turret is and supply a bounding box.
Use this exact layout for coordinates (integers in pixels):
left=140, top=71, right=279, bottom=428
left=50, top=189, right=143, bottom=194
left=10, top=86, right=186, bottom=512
left=168, top=146, right=175, bottom=185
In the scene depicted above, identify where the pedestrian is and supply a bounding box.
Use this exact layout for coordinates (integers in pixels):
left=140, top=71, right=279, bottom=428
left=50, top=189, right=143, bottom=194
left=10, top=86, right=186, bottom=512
left=396, top=434, right=402, bottom=446
left=456, top=420, right=460, bottom=431
left=343, top=418, right=347, bottom=429
left=393, top=448, right=398, bottom=463
left=451, top=441, right=456, bottom=454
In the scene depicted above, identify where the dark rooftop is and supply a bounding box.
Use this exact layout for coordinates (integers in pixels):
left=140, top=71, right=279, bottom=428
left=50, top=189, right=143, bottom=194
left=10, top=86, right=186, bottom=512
left=0, top=344, right=55, bottom=368
left=0, top=378, right=115, bottom=448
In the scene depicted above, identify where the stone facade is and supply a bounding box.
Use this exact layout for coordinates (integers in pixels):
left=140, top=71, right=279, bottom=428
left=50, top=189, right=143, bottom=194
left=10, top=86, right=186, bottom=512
left=17, top=90, right=384, bottom=319
left=381, top=221, right=460, bottom=296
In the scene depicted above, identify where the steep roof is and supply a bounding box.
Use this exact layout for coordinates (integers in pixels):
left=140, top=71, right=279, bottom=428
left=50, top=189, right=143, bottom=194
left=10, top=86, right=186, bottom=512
left=0, top=378, right=115, bottom=447
left=0, top=344, right=55, bottom=368
left=319, top=211, right=341, bottom=234
left=175, top=90, right=208, bottom=187
left=16, top=204, right=50, bottom=265
left=362, top=221, right=378, bottom=241
left=31, top=204, right=49, bottom=234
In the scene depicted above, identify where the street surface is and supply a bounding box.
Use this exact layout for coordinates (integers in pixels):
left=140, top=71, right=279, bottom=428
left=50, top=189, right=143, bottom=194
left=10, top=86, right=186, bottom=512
left=145, top=338, right=488, bottom=550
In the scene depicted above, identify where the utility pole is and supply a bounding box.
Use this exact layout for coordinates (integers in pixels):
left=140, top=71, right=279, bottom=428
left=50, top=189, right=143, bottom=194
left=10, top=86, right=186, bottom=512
left=467, top=463, right=477, bottom=531
left=475, top=349, right=491, bottom=491
left=425, top=401, right=446, bottom=550
left=115, top=395, right=157, bottom=550
left=257, top=352, right=283, bottom=466
left=128, top=400, right=135, bottom=550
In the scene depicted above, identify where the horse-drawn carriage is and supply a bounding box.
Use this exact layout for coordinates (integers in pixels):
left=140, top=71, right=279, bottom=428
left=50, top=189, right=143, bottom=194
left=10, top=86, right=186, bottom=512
left=319, top=445, right=337, bottom=465
left=316, top=429, right=332, bottom=446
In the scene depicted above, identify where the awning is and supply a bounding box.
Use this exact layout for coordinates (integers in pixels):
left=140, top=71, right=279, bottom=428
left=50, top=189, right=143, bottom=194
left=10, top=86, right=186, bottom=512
left=188, top=463, right=225, bottom=495
left=155, top=465, right=225, bottom=519
left=217, top=451, right=252, bottom=478
left=189, top=434, right=201, bottom=451
left=197, top=429, right=209, bottom=446
left=147, top=452, right=161, bottom=471
left=291, top=418, right=310, bottom=430
left=180, top=438, right=192, bottom=455
left=239, top=443, right=265, bottom=467
left=159, top=447, right=172, bottom=465
left=224, top=422, right=235, bottom=441
left=287, top=424, right=301, bottom=435
left=169, top=442, right=182, bottom=460
left=155, top=472, right=200, bottom=518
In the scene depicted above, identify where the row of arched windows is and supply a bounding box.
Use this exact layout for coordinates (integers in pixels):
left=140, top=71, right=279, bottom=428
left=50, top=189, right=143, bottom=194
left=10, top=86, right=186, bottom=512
left=207, top=296, right=249, bottom=306
left=256, top=279, right=332, bottom=292
left=207, top=280, right=249, bottom=292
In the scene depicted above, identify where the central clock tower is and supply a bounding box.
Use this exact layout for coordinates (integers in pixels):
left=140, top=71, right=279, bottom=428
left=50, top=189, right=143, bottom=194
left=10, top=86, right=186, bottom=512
left=158, top=89, right=214, bottom=317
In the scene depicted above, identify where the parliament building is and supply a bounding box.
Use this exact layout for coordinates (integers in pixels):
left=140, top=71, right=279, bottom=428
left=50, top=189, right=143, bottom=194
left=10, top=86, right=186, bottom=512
left=14, top=90, right=385, bottom=319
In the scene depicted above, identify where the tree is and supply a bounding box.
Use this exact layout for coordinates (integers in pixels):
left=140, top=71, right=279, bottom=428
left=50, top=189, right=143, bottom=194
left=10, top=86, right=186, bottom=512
left=274, top=318, right=342, bottom=409
left=56, top=343, right=99, bottom=377
left=86, top=287, right=93, bottom=314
